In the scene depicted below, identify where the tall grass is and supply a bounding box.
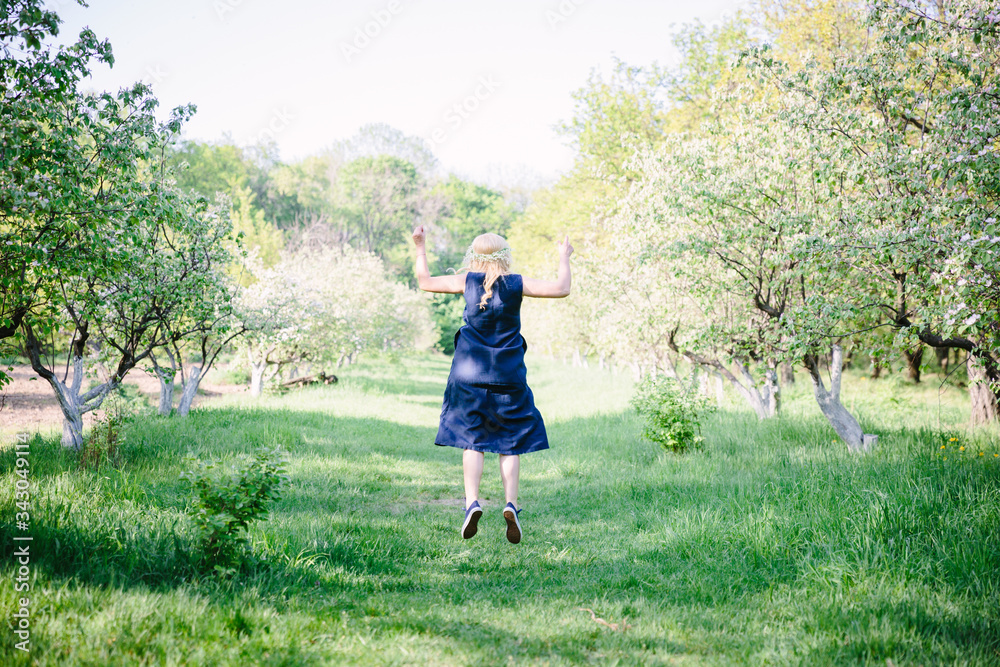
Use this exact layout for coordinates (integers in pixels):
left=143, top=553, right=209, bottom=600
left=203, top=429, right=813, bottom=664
left=0, top=354, right=997, bottom=665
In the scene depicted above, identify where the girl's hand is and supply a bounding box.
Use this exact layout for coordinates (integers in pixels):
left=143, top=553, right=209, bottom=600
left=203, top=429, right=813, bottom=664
left=412, top=225, right=426, bottom=247
left=558, top=235, right=574, bottom=259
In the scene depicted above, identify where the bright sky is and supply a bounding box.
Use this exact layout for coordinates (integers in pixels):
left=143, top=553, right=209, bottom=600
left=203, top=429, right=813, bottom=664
left=52, top=0, right=748, bottom=183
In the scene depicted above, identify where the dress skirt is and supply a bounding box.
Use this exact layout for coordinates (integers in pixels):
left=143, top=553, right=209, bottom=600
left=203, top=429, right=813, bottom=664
left=435, top=379, right=549, bottom=455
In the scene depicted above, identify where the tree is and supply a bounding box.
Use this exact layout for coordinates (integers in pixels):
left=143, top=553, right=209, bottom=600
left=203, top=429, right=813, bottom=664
left=24, top=177, right=234, bottom=446
left=167, top=137, right=255, bottom=201
left=607, top=105, right=825, bottom=421
left=238, top=244, right=432, bottom=397
left=745, top=0, right=1000, bottom=424
left=754, top=0, right=867, bottom=69
left=0, top=0, right=147, bottom=386
left=147, top=200, right=243, bottom=417
left=328, top=122, right=438, bottom=178
left=1, top=0, right=238, bottom=444
left=510, top=20, right=758, bottom=368
left=229, top=184, right=284, bottom=270
left=334, top=155, right=420, bottom=256
left=423, top=176, right=518, bottom=351
left=238, top=257, right=311, bottom=398
left=659, top=14, right=758, bottom=133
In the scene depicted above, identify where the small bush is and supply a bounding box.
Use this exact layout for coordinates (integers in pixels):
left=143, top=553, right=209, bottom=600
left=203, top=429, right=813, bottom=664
left=180, top=445, right=289, bottom=571
left=630, top=374, right=715, bottom=453
left=80, top=388, right=136, bottom=469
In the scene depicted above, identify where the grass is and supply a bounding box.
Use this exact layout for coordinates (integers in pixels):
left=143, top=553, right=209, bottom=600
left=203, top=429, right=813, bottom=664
left=1, top=354, right=998, bottom=665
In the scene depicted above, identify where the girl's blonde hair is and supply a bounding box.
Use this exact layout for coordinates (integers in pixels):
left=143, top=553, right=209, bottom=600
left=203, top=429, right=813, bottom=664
left=462, top=233, right=512, bottom=310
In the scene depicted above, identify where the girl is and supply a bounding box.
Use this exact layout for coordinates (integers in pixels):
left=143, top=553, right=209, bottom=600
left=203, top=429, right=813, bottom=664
left=412, top=226, right=573, bottom=544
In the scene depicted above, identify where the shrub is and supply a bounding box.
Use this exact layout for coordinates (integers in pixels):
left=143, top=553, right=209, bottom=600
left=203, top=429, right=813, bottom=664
left=180, top=445, right=289, bottom=571
left=79, top=387, right=138, bottom=469
left=630, top=374, right=715, bottom=453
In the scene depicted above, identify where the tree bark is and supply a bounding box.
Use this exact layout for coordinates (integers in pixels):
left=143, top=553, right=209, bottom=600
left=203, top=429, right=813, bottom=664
left=934, top=347, right=949, bottom=372
left=968, top=356, right=1000, bottom=426
left=23, top=323, right=117, bottom=449
left=903, top=346, right=924, bottom=383
left=711, top=363, right=777, bottom=419
left=177, top=365, right=203, bottom=416
left=250, top=362, right=266, bottom=398
left=0, top=305, right=29, bottom=341
left=740, top=364, right=779, bottom=419
left=780, top=362, right=795, bottom=386
left=665, top=331, right=777, bottom=418
left=656, top=351, right=678, bottom=378
left=804, top=344, right=868, bottom=450
left=150, top=348, right=177, bottom=416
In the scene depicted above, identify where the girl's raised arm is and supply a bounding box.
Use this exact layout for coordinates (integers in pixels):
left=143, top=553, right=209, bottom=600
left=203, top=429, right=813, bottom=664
left=523, top=236, right=573, bottom=298
left=412, top=225, right=465, bottom=294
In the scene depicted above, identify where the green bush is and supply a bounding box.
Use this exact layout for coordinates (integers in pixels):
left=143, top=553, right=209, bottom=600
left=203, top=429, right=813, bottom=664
left=80, top=386, right=143, bottom=469
left=180, top=445, right=289, bottom=571
left=630, top=374, right=715, bottom=453
left=81, top=410, right=126, bottom=470
left=430, top=292, right=465, bottom=354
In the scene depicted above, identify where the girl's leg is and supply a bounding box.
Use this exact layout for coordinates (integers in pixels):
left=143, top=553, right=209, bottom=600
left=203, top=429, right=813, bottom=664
left=499, top=454, right=520, bottom=506
left=463, top=449, right=485, bottom=504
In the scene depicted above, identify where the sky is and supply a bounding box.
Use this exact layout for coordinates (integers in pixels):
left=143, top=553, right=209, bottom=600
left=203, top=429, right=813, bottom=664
left=50, top=0, right=748, bottom=184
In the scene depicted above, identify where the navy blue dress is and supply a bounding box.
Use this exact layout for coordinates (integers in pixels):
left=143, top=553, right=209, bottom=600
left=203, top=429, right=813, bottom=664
left=435, top=272, right=549, bottom=455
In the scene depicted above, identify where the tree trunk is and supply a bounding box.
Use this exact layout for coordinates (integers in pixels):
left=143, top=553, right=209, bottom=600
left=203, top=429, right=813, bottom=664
left=804, top=344, right=870, bottom=451
left=717, top=364, right=779, bottom=419
left=150, top=349, right=177, bottom=416
left=656, top=352, right=678, bottom=378
left=250, top=362, right=266, bottom=398
left=904, top=346, right=923, bottom=383
left=765, top=366, right=780, bottom=416
left=715, top=374, right=725, bottom=406
left=61, top=405, right=84, bottom=450
left=870, top=360, right=883, bottom=379
left=156, top=371, right=174, bottom=416
left=697, top=370, right=711, bottom=399
left=24, top=325, right=115, bottom=449
left=177, top=365, right=203, bottom=416
left=968, top=356, right=1000, bottom=426
left=935, top=347, right=949, bottom=373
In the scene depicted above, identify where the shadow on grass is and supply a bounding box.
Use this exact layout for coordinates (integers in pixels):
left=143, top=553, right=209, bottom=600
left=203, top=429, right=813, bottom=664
left=362, top=613, right=688, bottom=663
left=0, top=408, right=802, bottom=603
left=1, top=404, right=998, bottom=665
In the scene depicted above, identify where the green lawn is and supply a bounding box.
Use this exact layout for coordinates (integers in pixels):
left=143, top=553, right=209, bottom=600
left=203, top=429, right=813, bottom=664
left=1, top=354, right=998, bottom=665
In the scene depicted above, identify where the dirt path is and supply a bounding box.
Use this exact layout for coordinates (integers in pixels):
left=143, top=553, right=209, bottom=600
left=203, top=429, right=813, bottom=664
left=1, top=364, right=247, bottom=441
